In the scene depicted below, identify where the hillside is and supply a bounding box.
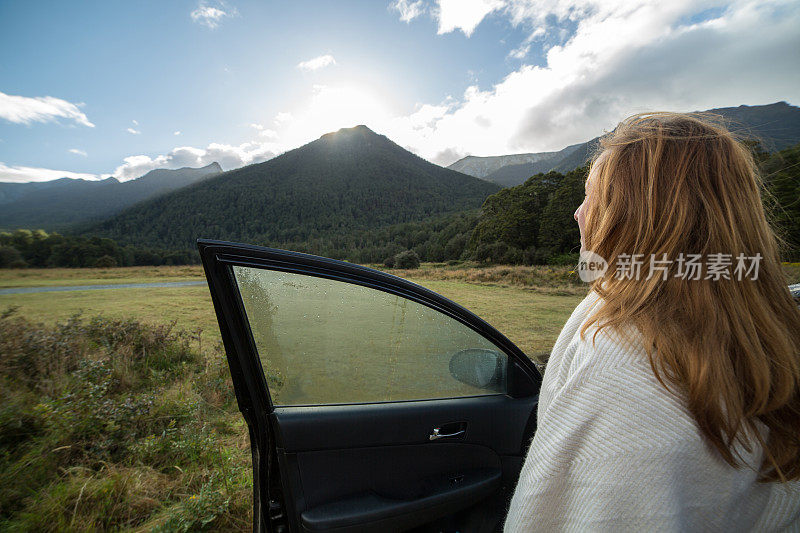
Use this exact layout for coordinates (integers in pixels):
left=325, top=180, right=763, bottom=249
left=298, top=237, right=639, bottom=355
left=88, top=126, right=500, bottom=249
left=0, top=163, right=222, bottom=231
left=703, top=101, right=800, bottom=151
left=447, top=151, right=560, bottom=179
left=0, top=181, right=56, bottom=204
left=455, top=101, right=800, bottom=187
left=483, top=144, right=584, bottom=187
left=465, top=140, right=800, bottom=264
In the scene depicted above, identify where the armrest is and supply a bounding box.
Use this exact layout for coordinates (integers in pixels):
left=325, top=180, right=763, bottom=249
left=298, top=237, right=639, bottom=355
left=300, top=468, right=501, bottom=532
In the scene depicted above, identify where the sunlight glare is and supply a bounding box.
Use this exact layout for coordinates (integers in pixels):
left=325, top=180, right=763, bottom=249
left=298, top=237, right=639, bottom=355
left=281, top=84, right=394, bottom=146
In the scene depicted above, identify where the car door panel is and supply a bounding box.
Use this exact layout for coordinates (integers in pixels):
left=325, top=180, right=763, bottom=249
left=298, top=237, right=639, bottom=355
left=198, top=239, right=542, bottom=532
left=274, top=396, right=536, bottom=531
left=273, top=396, right=535, bottom=452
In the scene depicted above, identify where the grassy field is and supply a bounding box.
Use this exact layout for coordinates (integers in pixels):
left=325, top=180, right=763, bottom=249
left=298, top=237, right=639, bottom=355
left=0, top=266, right=205, bottom=288
left=1, top=261, right=797, bottom=367
left=0, top=264, right=589, bottom=359
left=1, top=261, right=798, bottom=530
left=0, top=311, right=252, bottom=531
left=0, top=263, right=586, bottom=530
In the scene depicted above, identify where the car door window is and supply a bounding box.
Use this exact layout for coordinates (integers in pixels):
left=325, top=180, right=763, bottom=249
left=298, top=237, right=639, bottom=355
left=233, top=265, right=508, bottom=405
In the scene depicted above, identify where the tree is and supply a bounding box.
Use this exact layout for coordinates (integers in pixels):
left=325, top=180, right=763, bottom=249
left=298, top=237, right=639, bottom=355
left=467, top=172, right=565, bottom=257
left=94, top=255, right=118, bottom=268
left=394, top=250, right=420, bottom=269
left=0, top=246, right=24, bottom=268
left=538, top=167, right=586, bottom=253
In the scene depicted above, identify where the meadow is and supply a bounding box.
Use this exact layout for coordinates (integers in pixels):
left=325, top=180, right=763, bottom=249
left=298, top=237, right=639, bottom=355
left=0, top=262, right=587, bottom=531
left=0, top=263, right=592, bottom=358
left=1, top=261, right=798, bottom=530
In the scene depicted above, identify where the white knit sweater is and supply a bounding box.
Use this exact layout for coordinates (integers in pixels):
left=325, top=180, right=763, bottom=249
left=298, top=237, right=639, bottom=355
left=504, top=291, right=800, bottom=532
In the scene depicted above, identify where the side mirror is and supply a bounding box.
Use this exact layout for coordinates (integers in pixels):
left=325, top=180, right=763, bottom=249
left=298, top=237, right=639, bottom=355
left=449, top=348, right=507, bottom=391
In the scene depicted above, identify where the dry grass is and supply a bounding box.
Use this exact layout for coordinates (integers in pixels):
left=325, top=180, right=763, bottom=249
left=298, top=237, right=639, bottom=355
left=375, top=263, right=586, bottom=294
left=0, top=265, right=204, bottom=288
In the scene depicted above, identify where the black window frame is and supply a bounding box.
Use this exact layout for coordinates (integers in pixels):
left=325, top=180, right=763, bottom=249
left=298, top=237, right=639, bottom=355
left=200, top=239, right=542, bottom=413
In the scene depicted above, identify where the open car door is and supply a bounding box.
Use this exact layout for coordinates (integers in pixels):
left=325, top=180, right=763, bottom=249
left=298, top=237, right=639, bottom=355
left=198, top=239, right=543, bottom=533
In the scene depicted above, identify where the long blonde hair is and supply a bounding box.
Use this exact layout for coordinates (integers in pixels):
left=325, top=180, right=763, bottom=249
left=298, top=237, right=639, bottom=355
left=582, top=112, right=800, bottom=482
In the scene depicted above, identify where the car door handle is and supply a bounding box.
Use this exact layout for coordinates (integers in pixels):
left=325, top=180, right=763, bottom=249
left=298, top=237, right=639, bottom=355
left=429, top=427, right=465, bottom=440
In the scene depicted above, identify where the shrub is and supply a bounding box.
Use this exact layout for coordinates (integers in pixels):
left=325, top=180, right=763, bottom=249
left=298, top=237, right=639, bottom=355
left=383, top=255, right=395, bottom=268
left=394, top=250, right=420, bottom=269
left=152, top=480, right=231, bottom=532
left=0, top=311, right=251, bottom=529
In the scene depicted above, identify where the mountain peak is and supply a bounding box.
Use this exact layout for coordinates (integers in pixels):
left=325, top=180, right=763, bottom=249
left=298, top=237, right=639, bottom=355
left=320, top=124, right=379, bottom=141
left=91, top=126, right=500, bottom=248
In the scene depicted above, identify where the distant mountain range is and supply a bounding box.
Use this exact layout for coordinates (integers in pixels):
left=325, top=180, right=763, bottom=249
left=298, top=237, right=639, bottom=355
left=0, top=163, right=222, bottom=231
left=447, top=150, right=562, bottom=179
left=89, top=125, right=500, bottom=249
left=3, top=100, right=798, bottom=255
left=450, top=101, right=800, bottom=187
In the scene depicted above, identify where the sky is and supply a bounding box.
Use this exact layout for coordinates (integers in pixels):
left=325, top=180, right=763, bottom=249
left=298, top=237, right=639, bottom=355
left=1, top=0, right=799, bottom=183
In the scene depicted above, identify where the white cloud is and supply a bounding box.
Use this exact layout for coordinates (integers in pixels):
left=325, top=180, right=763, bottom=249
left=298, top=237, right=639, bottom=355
left=0, top=91, right=94, bottom=128
left=296, top=54, right=337, bottom=72
left=383, top=0, right=800, bottom=165
left=508, top=43, right=530, bottom=59
left=0, top=162, right=100, bottom=183
left=274, top=112, right=293, bottom=125
left=127, top=127, right=141, bottom=135
left=174, top=130, right=182, bottom=135
left=392, top=0, right=426, bottom=22
left=191, top=1, right=235, bottom=29
left=251, top=123, right=278, bottom=138
left=111, top=141, right=278, bottom=181
left=69, top=148, right=88, bottom=157
left=436, top=0, right=505, bottom=36
left=132, top=119, right=138, bottom=126
left=16, top=1, right=796, bottom=183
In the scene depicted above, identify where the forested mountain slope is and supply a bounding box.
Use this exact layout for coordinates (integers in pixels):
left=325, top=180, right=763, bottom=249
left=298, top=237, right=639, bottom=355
left=89, top=126, right=500, bottom=249
left=454, top=101, right=800, bottom=187
left=0, top=163, right=222, bottom=231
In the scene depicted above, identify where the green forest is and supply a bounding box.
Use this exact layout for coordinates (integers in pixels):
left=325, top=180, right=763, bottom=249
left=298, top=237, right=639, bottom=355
left=2, top=141, right=799, bottom=268
left=0, top=230, right=196, bottom=269
left=87, top=125, right=501, bottom=250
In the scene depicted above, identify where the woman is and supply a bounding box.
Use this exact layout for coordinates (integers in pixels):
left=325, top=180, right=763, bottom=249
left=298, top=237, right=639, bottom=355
left=505, top=112, right=800, bottom=531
